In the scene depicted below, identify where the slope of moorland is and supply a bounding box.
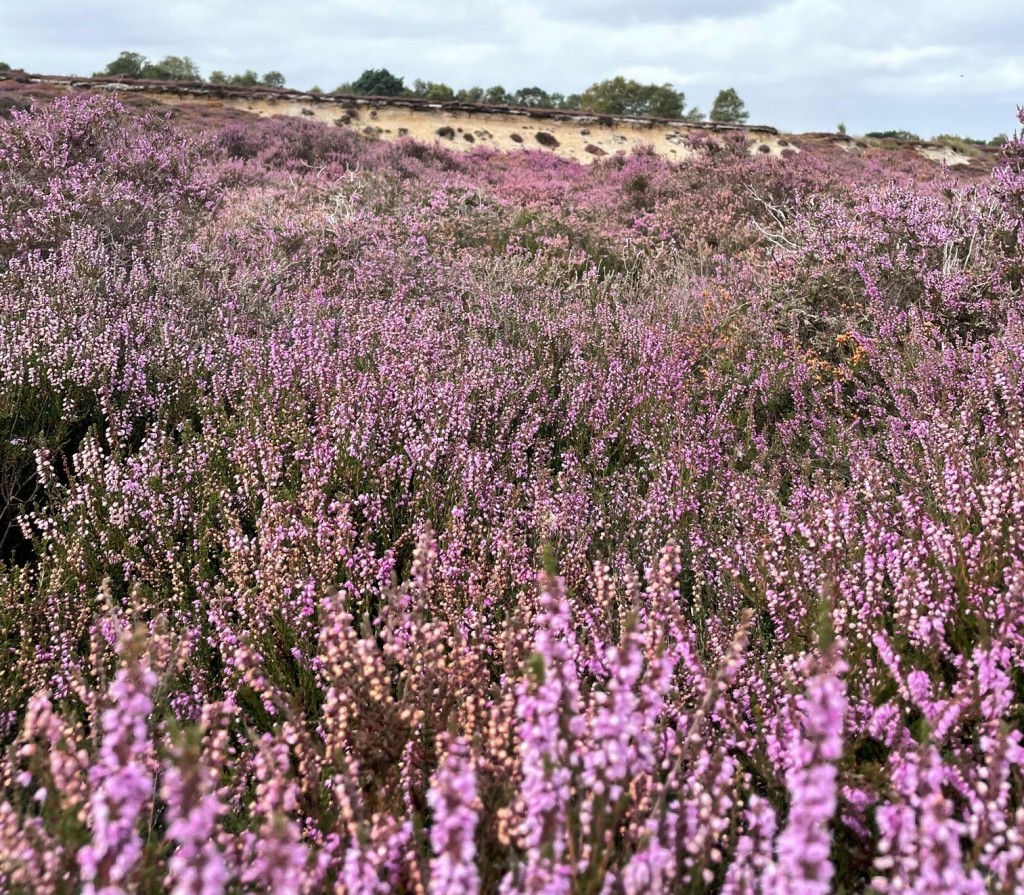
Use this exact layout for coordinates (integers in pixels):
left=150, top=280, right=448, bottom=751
left=0, top=83, right=1023, bottom=893
left=0, top=69, right=1006, bottom=171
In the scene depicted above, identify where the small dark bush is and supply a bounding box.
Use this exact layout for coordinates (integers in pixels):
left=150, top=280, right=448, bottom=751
left=866, top=130, right=921, bottom=141
left=0, top=95, right=30, bottom=118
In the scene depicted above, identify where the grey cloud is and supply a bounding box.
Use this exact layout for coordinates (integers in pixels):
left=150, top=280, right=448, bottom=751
left=3, top=0, right=1021, bottom=138
left=534, top=0, right=783, bottom=25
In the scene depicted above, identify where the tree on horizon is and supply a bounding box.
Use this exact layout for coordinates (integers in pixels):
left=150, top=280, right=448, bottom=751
left=710, top=87, right=749, bottom=124
left=347, top=68, right=405, bottom=97
left=578, top=76, right=689, bottom=119
left=95, top=51, right=200, bottom=82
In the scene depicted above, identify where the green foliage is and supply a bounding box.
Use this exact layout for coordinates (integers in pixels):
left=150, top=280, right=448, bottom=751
left=553, top=92, right=582, bottom=110
left=445, top=83, right=574, bottom=108
left=932, top=134, right=985, bottom=157
left=709, top=87, right=749, bottom=124
left=142, top=55, right=201, bottom=82
left=837, top=122, right=847, bottom=135
left=865, top=130, right=921, bottom=141
left=410, top=79, right=456, bottom=101
left=95, top=51, right=148, bottom=78
left=578, top=76, right=686, bottom=118
left=432, top=82, right=576, bottom=109
left=483, top=85, right=512, bottom=105
left=349, top=68, right=405, bottom=96
left=932, top=133, right=985, bottom=146
left=95, top=52, right=201, bottom=82
left=0, top=62, right=10, bottom=73
left=511, top=86, right=553, bottom=108
left=227, top=70, right=259, bottom=87
left=455, top=86, right=485, bottom=103
left=208, top=69, right=284, bottom=88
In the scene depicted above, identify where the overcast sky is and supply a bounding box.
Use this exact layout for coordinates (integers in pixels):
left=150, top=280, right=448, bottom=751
left=5, top=0, right=1022, bottom=138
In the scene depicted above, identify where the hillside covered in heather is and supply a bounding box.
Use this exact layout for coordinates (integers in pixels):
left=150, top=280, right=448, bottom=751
left=0, top=71, right=1008, bottom=173
left=1, top=90, right=1024, bottom=892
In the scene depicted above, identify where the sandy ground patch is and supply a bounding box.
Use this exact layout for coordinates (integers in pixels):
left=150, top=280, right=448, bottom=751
left=156, top=93, right=798, bottom=164
left=12, top=74, right=993, bottom=173
left=915, top=144, right=973, bottom=167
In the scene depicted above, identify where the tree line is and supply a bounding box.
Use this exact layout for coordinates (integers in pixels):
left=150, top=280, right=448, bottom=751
left=3, top=53, right=1012, bottom=140
left=334, top=69, right=749, bottom=123
left=91, top=52, right=750, bottom=123
left=94, top=51, right=285, bottom=89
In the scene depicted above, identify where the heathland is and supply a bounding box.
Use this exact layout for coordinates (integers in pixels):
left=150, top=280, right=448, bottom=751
left=1, top=81, right=1024, bottom=893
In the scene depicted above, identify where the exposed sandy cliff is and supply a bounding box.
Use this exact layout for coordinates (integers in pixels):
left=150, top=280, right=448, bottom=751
left=0, top=72, right=996, bottom=171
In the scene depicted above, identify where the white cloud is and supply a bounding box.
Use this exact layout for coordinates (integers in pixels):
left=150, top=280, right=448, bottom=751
left=3, top=0, right=1020, bottom=137
left=855, top=45, right=959, bottom=71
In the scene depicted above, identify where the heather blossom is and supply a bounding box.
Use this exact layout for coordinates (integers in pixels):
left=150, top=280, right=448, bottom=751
left=767, top=650, right=847, bottom=895
left=77, top=628, right=157, bottom=895
left=1, top=87, right=1024, bottom=892
left=161, top=734, right=228, bottom=895
left=339, top=815, right=412, bottom=895
left=503, top=575, right=584, bottom=895
left=872, top=746, right=986, bottom=894
left=427, top=735, right=481, bottom=895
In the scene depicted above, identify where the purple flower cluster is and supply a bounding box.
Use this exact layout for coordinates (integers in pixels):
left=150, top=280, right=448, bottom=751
left=768, top=650, right=847, bottom=895
left=505, top=576, right=583, bottom=895
left=77, top=628, right=157, bottom=895
left=428, top=735, right=481, bottom=895
left=0, top=91, right=1023, bottom=891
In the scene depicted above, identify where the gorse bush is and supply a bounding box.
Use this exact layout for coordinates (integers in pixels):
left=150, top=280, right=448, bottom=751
left=0, top=93, right=1024, bottom=893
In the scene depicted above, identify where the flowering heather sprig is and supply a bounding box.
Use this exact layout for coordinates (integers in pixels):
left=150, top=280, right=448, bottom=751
left=720, top=796, right=778, bottom=895
left=872, top=746, right=986, bottom=894
left=0, top=801, right=67, bottom=894
left=767, top=648, right=848, bottom=895
left=503, top=573, right=584, bottom=895
left=339, top=814, right=413, bottom=895
left=583, top=621, right=648, bottom=800
left=991, top=107, right=1024, bottom=271
left=427, top=735, right=481, bottom=895
left=77, top=626, right=157, bottom=895
left=2, top=86, right=1024, bottom=892
left=161, top=731, right=228, bottom=895
left=240, top=731, right=309, bottom=895
left=577, top=607, right=673, bottom=879
left=616, top=818, right=678, bottom=895
left=16, top=692, right=90, bottom=820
